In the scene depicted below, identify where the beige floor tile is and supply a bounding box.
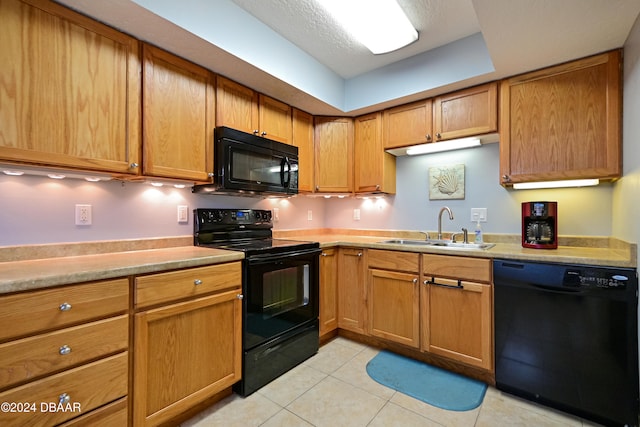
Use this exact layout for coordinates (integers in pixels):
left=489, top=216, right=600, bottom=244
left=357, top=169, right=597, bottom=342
left=476, top=387, right=583, bottom=427
left=303, top=338, right=364, bottom=374
left=257, top=364, right=328, bottom=406
left=368, top=402, right=443, bottom=426
left=286, top=375, right=387, bottom=427
left=390, top=390, right=480, bottom=427
left=331, top=346, right=396, bottom=400
left=180, top=392, right=281, bottom=427
left=261, top=409, right=314, bottom=427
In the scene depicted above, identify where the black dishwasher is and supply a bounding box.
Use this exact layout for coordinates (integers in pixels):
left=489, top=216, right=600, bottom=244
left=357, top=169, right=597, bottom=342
left=494, top=259, right=639, bottom=426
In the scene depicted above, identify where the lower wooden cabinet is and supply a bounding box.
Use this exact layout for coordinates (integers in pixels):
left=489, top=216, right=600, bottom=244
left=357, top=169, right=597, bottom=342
left=367, top=250, right=420, bottom=348
left=337, top=248, right=367, bottom=333
left=133, top=263, right=242, bottom=427
left=421, top=254, right=493, bottom=370
left=319, top=248, right=338, bottom=336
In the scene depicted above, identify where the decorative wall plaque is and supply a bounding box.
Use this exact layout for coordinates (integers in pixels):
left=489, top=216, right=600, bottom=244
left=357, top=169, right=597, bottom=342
left=429, top=164, right=465, bottom=200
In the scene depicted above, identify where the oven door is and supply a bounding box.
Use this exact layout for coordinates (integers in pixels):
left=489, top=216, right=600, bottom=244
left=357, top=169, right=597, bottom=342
left=243, top=247, right=320, bottom=350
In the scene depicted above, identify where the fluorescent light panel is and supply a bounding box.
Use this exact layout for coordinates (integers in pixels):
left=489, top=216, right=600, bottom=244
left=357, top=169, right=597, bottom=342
left=405, top=137, right=481, bottom=155
left=513, top=179, right=600, bottom=189
left=316, top=0, right=418, bottom=54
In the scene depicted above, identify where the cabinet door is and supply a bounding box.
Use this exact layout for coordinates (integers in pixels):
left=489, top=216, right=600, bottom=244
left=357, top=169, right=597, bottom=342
left=142, top=44, right=214, bottom=181
left=319, top=248, right=338, bottom=336
left=433, top=82, right=497, bottom=141
left=314, top=117, right=353, bottom=193
left=354, top=112, right=396, bottom=194
left=421, top=278, right=492, bottom=370
left=383, top=100, right=433, bottom=149
left=292, top=109, right=315, bottom=192
left=133, top=289, right=242, bottom=426
left=216, top=76, right=259, bottom=134
left=259, top=95, right=292, bottom=143
left=368, top=269, right=419, bottom=348
left=0, top=0, right=141, bottom=174
left=500, top=50, right=621, bottom=185
left=337, top=248, right=366, bottom=334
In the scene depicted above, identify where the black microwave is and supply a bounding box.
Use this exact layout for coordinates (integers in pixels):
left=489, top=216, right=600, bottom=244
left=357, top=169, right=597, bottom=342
left=193, top=127, right=298, bottom=196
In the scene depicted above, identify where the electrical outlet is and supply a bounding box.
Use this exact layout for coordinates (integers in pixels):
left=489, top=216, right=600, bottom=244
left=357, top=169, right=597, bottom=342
left=177, top=205, right=188, bottom=223
left=353, top=209, right=361, bottom=220
left=307, top=210, right=313, bottom=221
left=273, top=208, right=280, bottom=221
left=470, top=208, right=487, bottom=222
left=75, top=204, right=92, bottom=225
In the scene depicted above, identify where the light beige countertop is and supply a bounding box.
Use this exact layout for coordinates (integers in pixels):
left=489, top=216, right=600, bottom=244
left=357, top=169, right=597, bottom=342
left=0, top=230, right=635, bottom=295
left=0, top=245, right=243, bottom=295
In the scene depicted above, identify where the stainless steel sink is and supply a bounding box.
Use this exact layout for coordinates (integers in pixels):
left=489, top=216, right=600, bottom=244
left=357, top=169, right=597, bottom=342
left=380, top=239, right=495, bottom=250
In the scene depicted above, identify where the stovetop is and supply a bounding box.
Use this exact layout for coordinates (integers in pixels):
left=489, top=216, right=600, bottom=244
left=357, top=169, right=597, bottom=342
left=194, top=208, right=319, bottom=255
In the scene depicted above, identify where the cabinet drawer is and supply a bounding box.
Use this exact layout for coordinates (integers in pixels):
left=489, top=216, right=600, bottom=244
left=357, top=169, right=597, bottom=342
left=135, top=262, right=242, bottom=308
left=423, top=254, right=491, bottom=283
left=0, top=279, right=129, bottom=342
left=0, top=352, right=128, bottom=427
left=58, top=397, right=128, bottom=427
left=0, top=315, right=128, bottom=390
left=368, top=249, right=419, bottom=273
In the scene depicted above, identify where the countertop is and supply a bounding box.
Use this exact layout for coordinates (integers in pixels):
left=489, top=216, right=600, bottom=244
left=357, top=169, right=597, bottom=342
left=0, top=230, right=635, bottom=295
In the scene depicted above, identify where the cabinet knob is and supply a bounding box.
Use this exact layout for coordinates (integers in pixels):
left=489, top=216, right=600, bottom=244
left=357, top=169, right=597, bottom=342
left=261, top=131, right=267, bottom=137
left=194, top=279, right=203, bottom=286
left=413, top=278, right=418, bottom=284
left=59, top=393, right=71, bottom=405
left=236, top=294, right=244, bottom=300
left=253, top=130, right=260, bottom=135
left=129, top=163, right=139, bottom=169
left=59, top=302, right=72, bottom=312
left=502, top=175, right=511, bottom=182
left=357, top=252, right=363, bottom=257
left=321, top=252, right=327, bottom=257
left=59, top=345, right=72, bottom=355
left=375, top=184, right=380, bottom=190
left=436, top=133, right=442, bottom=139
left=425, top=134, right=432, bottom=141
left=423, top=280, right=430, bottom=285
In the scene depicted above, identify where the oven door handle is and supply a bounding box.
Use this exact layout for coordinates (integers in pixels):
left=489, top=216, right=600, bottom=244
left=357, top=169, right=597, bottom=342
left=247, top=247, right=322, bottom=265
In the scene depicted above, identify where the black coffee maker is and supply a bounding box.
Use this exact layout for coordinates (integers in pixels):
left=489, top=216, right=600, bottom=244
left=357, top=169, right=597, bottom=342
left=522, top=201, right=557, bottom=249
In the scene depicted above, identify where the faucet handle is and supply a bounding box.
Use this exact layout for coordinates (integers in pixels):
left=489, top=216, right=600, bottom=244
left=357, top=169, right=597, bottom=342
left=461, top=227, right=469, bottom=244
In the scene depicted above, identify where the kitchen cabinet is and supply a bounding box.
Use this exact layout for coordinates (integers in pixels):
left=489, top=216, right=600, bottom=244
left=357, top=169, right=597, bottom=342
left=367, top=250, right=420, bottom=348
left=314, top=117, right=354, bottom=193
left=433, top=82, right=497, bottom=141
left=421, top=254, right=493, bottom=370
left=0, top=278, right=129, bottom=426
left=319, top=248, right=338, bottom=337
left=0, top=0, right=141, bottom=175
left=216, top=76, right=292, bottom=143
left=354, top=112, right=396, bottom=194
left=292, top=108, right=315, bottom=192
left=500, top=50, right=622, bottom=185
left=133, top=262, right=242, bottom=427
left=142, top=44, right=215, bottom=181
left=337, top=248, right=367, bottom=334
left=383, top=99, right=433, bottom=149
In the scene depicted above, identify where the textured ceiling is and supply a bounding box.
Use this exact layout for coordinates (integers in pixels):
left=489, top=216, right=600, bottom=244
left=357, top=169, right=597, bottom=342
left=231, top=0, right=481, bottom=79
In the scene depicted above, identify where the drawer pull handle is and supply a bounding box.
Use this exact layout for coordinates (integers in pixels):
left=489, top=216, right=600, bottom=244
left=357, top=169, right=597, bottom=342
left=59, top=302, right=72, bottom=312
left=237, top=294, right=244, bottom=300
left=59, top=393, right=71, bottom=405
left=59, top=345, right=71, bottom=355
left=194, top=279, right=203, bottom=285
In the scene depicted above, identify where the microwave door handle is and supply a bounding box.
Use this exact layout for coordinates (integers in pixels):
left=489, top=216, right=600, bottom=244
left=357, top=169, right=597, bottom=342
left=281, top=157, right=291, bottom=188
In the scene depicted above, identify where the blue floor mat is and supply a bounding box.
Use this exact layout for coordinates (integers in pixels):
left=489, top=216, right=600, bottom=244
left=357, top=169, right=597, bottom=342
left=366, top=350, right=487, bottom=411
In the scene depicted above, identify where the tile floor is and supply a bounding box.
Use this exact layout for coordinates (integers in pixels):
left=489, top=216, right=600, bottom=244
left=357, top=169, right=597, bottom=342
left=181, top=337, right=602, bottom=427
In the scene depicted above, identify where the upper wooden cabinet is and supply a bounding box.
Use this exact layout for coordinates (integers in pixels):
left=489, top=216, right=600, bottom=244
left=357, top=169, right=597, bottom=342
left=500, top=50, right=622, bottom=185
left=142, top=44, right=214, bottom=181
left=292, top=109, right=315, bottom=192
left=0, top=0, right=141, bottom=175
left=383, top=99, right=433, bottom=149
left=433, top=82, right=497, bottom=141
left=314, top=117, right=354, bottom=193
left=216, top=76, right=292, bottom=144
left=354, top=112, right=396, bottom=194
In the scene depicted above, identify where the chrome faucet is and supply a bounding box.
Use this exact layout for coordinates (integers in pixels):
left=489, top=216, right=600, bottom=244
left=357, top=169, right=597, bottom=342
left=437, top=207, right=454, bottom=240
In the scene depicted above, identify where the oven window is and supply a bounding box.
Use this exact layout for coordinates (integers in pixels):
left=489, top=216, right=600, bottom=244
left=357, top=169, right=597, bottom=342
left=261, top=265, right=309, bottom=317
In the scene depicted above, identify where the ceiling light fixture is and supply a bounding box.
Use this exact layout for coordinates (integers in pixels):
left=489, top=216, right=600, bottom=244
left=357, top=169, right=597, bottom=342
left=405, top=137, right=482, bottom=156
left=316, top=0, right=418, bottom=54
left=512, top=179, right=600, bottom=190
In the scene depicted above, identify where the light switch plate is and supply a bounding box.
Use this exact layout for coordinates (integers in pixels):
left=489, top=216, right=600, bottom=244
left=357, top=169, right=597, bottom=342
left=471, top=208, right=487, bottom=222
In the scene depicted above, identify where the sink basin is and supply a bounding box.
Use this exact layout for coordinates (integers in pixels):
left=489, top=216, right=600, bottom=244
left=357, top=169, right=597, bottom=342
left=380, top=239, right=495, bottom=250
